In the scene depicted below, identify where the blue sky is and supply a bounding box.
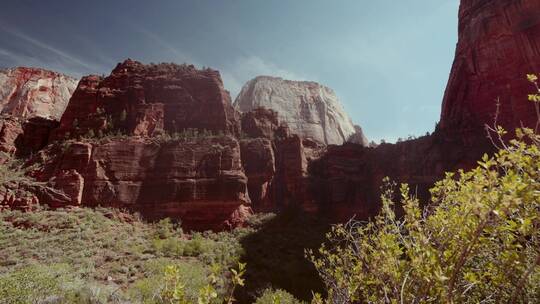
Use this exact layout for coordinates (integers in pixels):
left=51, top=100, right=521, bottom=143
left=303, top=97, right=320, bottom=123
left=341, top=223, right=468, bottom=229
left=0, top=0, right=459, bottom=142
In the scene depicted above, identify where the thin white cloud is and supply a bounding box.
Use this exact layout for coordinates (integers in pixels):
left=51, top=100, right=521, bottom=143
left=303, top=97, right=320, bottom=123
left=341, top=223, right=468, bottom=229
left=219, top=55, right=313, bottom=99
left=0, top=47, right=24, bottom=63
left=0, top=24, right=104, bottom=73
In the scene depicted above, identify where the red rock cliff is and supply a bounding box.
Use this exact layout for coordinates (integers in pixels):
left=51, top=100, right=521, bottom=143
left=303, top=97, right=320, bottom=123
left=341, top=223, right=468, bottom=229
left=25, top=60, right=251, bottom=230
left=52, top=59, right=240, bottom=140
left=32, top=136, right=250, bottom=230
left=440, top=0, right=540, bottom=133
left=308, top=0, right=539, bottom=222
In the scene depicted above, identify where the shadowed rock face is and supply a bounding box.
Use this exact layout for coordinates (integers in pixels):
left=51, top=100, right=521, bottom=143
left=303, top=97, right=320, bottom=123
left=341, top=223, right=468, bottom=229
left=52, top=59, right=240, bottom=140
left=235, top=76, right=367, bottom=146
left=0, top=116, right=24, bottom=156
left=440, top=0, right=540, bottom=133
left=238, top=107, right=327, bottom=212
left=309, top=129, right=493, bottom=221
left=0, top=67, right=78, bottom=121
left=240, top=138, right=276, bottom=211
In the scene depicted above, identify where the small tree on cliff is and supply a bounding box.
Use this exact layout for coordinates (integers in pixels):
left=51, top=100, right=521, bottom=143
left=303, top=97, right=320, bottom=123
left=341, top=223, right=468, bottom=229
left=308, top=76, right=540, bottom=304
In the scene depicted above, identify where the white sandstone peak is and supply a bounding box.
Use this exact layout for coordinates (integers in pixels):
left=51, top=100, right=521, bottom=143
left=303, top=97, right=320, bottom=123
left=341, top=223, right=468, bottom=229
left=234, top=76, right=367, bottom=146
left=0, top=67, right=79, bottom=121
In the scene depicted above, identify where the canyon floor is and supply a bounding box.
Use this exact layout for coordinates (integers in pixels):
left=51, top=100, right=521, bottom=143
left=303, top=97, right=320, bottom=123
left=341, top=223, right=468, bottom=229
left=0, top=206, right=328, bottom=303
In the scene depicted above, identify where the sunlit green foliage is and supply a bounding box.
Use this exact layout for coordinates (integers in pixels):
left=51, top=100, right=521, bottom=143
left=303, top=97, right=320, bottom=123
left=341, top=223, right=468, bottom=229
left=309, top=90, right=540, bottom=304
left=0, top=207, right=248, bottom=303
left=254, top=288, right=305, bottom=304
left=160, top=262, right=246, bottom=304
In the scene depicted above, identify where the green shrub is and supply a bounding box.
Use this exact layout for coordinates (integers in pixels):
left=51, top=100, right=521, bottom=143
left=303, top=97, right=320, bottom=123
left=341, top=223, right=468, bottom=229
left=255, top=288, right=305, bottom=304
left=154, top=218, right=182, bottom=239
left=0, top=264, right=81, bottom=303
left=129, top=260, right=211, bottom=304
left=246, top=213, right=277, bottom=228
left=160, top=262, right=246, bottom=304
left=1, top=207, right=248, bottom=303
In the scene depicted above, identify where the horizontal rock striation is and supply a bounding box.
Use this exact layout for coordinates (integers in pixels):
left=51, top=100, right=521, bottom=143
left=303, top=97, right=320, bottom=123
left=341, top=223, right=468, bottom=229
left=308, top=129, right=493, bottom=221
left=31, top=136, right=251, bottom=230
left=4, top=60, right=253, bottom=230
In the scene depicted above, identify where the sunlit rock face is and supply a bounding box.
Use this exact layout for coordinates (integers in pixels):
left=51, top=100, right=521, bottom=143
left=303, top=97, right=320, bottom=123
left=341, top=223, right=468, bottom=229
left=235, top=76, right=367, bottom=146
left=0, top=67, right=78, bottom=121
left=31, top=136, right=251, bottom=230
left=52, top=59, right=240, bottom=140
left=22, top=59, right=251, bottom=231
left=440, top=0, right=540, bottom=133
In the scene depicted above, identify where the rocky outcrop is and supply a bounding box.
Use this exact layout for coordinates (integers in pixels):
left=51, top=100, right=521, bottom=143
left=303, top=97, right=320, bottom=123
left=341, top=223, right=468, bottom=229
left=0, top=67, right=74, bottom=157
left=0, top=116, right=60, bottom=158
left=0, top=185, right=39, bottom=211
left=0, top=67, right=78, bottom=121
left=240, top=138, right=276, bottom=211
left=0, top=116, right=24, bottom=157
left=240, top=108, right=289, bottom=140
left=348, top=125, right=368, bottom=145
left=31, top=136, right=251, bottom=230
left=235, top=76, right=367, bottom=146
left=52, top=59, right=240, bottom=140
left=238, top=107, right=326, bottom=212
left=440, top=0, right=540, bottom=133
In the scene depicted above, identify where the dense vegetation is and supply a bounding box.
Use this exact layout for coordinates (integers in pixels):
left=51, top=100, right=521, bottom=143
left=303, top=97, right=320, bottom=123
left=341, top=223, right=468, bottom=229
left=0, top=207, right=314, bottom=303
left=0, top=207, right=236, bottom=303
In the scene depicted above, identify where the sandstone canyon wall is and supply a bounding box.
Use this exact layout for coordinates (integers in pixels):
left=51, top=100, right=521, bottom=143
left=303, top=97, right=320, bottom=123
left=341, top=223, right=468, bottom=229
left=2, top=0, right=539, bottom=229
left=235, top=76, right=367, bottom=146
left=440, top=0, right=540, bottom=133
left=27, top=60, right=251, bottom=230
left=52, top=59, right=240, bottom=140
left=0, top=68, right=78, bottom=210
left=309, top=0, right=540, bottom=221
left=0, top=67, right=78, bottom=121
left=31, top=136, right=251, bottom=230
left=0, top=67, right=77, bottom=157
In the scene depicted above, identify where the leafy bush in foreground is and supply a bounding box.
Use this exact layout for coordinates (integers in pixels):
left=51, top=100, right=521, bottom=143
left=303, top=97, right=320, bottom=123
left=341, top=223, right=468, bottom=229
left=309, top=127, right=540, bottom=303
